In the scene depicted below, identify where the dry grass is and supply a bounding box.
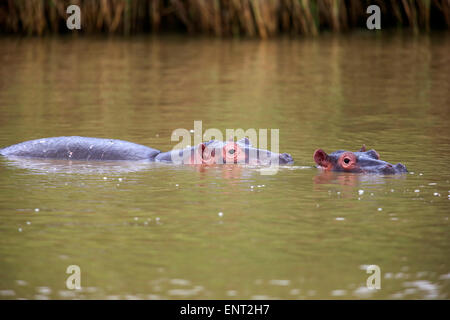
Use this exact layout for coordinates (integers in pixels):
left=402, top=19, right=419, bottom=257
left=0, top=0, right=448, bottom=37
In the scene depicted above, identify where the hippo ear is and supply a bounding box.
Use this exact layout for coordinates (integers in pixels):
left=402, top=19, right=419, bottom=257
left=199, top=143, right=217, bottom=164
left=359, top=145, right=366, bottom=152
left=313, top=149, right=330, bottom=167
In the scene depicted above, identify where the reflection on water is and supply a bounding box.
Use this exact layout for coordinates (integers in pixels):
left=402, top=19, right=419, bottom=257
left=313, top=170, right=407, bottom=187
left=0, top=33, right=449, bottom=299
left=2, top=157, right=158, bottom=175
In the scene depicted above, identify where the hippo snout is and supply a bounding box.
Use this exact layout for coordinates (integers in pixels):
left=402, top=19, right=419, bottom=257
left=279, top=153, right=293, bottom=164
left=394, top=163, right=408, bottom=173
left=381, top=163, right=408, bottom=174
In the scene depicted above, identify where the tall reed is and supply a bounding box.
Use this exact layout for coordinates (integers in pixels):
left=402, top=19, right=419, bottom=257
left=0, top=0, right=448, bottom=37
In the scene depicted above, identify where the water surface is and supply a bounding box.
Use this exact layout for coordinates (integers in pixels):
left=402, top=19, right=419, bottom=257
left=0, top=33, right=449, bottom=299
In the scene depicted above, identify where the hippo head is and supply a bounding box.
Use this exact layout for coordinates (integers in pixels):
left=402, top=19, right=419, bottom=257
left=313, top=145, right=407, bottom=174
left=170, top=138, right=293, bottom=165
left=197, top=139, right=293, bottom=165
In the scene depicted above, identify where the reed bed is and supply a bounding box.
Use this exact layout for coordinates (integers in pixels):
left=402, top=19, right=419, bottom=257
left=0, top=0, right=449, bottom=37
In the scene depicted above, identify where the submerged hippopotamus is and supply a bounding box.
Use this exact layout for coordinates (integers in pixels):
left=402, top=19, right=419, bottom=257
left=313, top=145, right=407, bottom=174
left=0, top=136, right=293, bottom=165
left=0, top=137, right=407, bottom=173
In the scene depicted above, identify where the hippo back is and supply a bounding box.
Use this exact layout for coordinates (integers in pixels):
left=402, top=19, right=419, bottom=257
left=0, top=136, right=161, bottom=161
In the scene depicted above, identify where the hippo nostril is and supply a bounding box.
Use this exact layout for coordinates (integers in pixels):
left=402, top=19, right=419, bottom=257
left=344, top=158, right=350, bottom=164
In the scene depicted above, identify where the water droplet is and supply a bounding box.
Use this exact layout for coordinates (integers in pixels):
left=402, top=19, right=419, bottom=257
left=226, top=290, right=237, bottom=296
left=16, top=280, right=27, bottom=286
left=269, top=279, right=290, bottom=286
left=290, top=289, right=301, bottom=295
left=331, top=289, right=347, bottom=296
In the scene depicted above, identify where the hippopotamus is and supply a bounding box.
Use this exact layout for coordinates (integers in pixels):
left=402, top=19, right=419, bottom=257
left=0, top=136, right=294, bottom=165
left=156, top=139, right=294, bottom=165
left=313, top=145, right=407, bottom=174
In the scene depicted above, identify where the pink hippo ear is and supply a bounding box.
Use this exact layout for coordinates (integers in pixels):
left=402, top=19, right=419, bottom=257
left=359, top=145, right=366, bottom=152
left=313, top=149, right=330, bottom=168
left=200, top=143, right=217, bottom=165
left=185, top=143, right=207, bottom=164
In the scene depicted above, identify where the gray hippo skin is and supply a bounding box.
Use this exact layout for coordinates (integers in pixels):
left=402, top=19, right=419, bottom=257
left=0, top=136, right=160, bottom=161
left=0, top=136, right=294, bottom=164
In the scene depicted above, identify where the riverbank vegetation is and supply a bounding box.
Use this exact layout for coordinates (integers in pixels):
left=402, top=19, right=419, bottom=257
left=0, top=0, right=449, bottom=37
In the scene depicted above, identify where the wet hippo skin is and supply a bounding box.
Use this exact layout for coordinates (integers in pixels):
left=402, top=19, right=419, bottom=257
left=0, top=136, right=161, bottom=161
left=0, top=136, right=294, bottom=165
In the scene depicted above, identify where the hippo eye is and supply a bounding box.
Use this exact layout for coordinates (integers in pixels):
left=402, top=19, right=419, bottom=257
left=228, top=149, right=235, bottom=155
left=339, top=152, right=357, bottom=170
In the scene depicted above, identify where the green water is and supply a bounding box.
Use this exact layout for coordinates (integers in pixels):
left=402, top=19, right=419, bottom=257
left=0, top=33, right=449, bottom=299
